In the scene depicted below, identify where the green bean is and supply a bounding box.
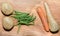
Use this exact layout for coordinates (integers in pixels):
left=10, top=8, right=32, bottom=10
left=12, top=11, right=36, bottom=33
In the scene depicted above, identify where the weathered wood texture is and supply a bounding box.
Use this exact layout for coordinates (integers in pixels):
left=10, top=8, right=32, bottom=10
left=0, top=0, right=60, bottom=36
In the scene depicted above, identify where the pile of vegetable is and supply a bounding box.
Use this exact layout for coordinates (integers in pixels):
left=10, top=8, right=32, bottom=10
left=1, top=3, right=36, bottom=33
left=36, top=2, right=59, bottom=33
left=12, top=11, right=36, bottom=25
left=12, top=11, right=36, bottom=33
left=1, top=2, right=59, bottom=33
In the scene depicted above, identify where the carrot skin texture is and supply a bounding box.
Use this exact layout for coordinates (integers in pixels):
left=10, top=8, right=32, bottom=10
left=36, top=7, right=49, bottom=32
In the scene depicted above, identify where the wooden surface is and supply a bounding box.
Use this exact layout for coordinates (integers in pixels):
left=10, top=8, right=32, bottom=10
left=0, top=0, right=60, bottom=36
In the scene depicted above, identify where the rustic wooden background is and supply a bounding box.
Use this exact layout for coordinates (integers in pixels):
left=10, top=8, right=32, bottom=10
left=0, top=0, right=60, bottom=36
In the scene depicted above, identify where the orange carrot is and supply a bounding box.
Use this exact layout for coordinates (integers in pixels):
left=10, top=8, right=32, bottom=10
left=36, top=7, right=49, bottom=32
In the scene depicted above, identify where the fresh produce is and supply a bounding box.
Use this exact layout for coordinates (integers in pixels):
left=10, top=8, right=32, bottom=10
left=11, top=11, right=36, bottom=33
left=36, top=7, right=49, bottom=32
left=1, top=3, right=36, bottom=33
left=12, top=11, right=36, bottom=25
left=44, top=2, right=59, bottom=32
left=1, top=3, right=13, bottom=15
left=2, top=17, right=14, bottom=30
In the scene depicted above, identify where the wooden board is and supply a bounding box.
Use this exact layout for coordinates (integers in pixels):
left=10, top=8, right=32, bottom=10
left=0, top=0, right=60, bottom=36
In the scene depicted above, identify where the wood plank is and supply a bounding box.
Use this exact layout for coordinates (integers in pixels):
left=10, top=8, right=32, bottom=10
left=0, top=0, right=60, bottom=36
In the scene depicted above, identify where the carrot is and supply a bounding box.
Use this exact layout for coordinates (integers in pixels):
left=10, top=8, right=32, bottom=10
left=36, top=7, right=49, bottom=32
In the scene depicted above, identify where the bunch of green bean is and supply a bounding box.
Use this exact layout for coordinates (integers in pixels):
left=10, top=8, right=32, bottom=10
left=11, top=11, right=36, bottom=33
left=13, top=11, right=36, bottom=26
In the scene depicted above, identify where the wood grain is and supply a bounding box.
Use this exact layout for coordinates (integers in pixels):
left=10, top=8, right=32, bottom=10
left=0, top=0, right=60, bottom=36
